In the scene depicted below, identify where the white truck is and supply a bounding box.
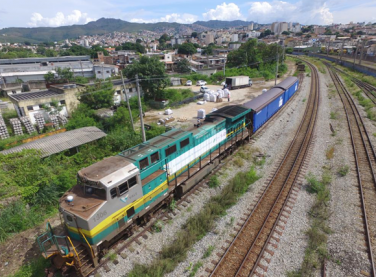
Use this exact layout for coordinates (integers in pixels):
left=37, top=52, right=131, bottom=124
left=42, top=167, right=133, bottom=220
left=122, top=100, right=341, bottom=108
left=225, top=76, right=252, bottom=90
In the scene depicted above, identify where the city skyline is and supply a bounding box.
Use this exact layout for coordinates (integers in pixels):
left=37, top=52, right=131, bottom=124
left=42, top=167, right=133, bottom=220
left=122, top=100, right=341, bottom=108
left=0, top=0, right=375, bottom=29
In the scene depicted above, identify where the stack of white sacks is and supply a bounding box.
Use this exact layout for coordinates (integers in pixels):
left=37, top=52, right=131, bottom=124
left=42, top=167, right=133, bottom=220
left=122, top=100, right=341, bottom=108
left=203, top=89, right=231, bottom=102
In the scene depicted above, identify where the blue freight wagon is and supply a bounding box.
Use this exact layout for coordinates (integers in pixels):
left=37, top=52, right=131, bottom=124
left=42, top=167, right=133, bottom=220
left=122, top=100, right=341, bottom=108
left=243, top=77, right=299, bottom=134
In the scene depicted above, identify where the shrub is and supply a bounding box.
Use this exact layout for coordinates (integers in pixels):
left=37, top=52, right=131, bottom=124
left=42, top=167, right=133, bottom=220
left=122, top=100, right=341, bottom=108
left=202, top=245, right=215, bottom=259
left=338, top=165, right=349, bottom=176
left=306, top=173, right=325, bottom=194
left=330, top=112, right=338, bottom=119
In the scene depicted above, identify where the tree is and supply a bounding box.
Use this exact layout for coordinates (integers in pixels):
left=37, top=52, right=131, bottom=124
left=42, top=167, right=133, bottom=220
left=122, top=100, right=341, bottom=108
left=285, top=47, right=293, bottom=54
left=282, top=31, right=290, bottom=35
left=176, top=59, right=191, bottom=73
left=159, top=34, right=169, bottom=44
left=136, top=39, right=142, bottom=43
left=191, top=32, right=198, bottom=38
left=177, top=43, right=197, bottom=55
left=79, top=81, right=114, bottom=109
left=123, top=56, right=168, bottom=100
left=56, top=68, right=74, bottom=82
left=44, top=71, right=56, bottom=83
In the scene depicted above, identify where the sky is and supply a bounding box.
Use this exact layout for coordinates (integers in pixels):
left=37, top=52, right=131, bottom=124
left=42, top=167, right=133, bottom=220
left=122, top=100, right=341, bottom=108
left=0, top=0, right=375, bottom=29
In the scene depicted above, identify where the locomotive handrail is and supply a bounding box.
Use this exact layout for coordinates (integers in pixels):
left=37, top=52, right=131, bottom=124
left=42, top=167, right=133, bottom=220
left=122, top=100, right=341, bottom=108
left=67, top=236, right=82, bottom=268
left=79, top=230, right=95, bottom=258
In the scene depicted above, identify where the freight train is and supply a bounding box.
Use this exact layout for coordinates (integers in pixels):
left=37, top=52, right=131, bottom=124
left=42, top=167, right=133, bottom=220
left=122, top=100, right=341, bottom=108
left=37, top=76, right=299, bottom=277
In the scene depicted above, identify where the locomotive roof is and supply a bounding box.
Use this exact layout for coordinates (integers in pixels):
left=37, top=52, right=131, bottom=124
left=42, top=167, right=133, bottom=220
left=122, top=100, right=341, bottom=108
left=119, top=128, right=190, bottom=161
left=274, top=76, right=298, bottom=90
left=206, top=105, right=250, bottom=122
left=243, top=87, right=285, bottom=112
left=78, top=156, right=135, bottom=184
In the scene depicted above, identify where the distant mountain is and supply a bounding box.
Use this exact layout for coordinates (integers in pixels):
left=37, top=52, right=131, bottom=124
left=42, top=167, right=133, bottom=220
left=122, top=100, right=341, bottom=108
left=193, top=20, right=254, bottom=29
left=0, top=18, right=254, bottom=43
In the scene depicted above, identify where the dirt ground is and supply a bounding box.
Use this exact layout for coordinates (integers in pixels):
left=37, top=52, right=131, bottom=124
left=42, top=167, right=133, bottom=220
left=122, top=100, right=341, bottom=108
left=145, top=59, right=296, bottom=129
left=0, top=59, right=296, bottom=277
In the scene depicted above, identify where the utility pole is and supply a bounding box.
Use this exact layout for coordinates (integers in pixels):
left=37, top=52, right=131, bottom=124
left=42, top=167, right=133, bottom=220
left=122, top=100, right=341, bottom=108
left=359, top=40, right=366, bottom=65
left=80, top=60, right=84, bottom=77
left=339, top=40, right=345, bottom=64
left=136, top=74, right=146, bottom=142
left=275, top=48, right=279, bottom=86
left=353, top=41, right=359, bottom=67
left=327, top=41, right=330, bottom=57
left=121, top=71, right=134, bottom=132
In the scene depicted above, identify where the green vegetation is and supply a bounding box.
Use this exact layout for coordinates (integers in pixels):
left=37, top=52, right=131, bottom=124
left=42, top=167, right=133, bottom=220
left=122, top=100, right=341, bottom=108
left=128, top=167, right=260, bottom=277
left=189, top=261, right=203, bottom=277
left=208, top=175, right=220, bottom=188
left=161, top=88, right=194, bottom=103
left=9, top=257, right=50, bottom=277
left=337, top=165, right=349, bottom=177
left=115, top=42, right=146, bottom=54
left=330, top=111, right=338, bottom=119
left=202, top=245, right=215, bottom=259
left=289, top=170, right=332, bottom=277
left=124, top=56, right=169, bottom=100
left=177, top=43, right=197, bottom=55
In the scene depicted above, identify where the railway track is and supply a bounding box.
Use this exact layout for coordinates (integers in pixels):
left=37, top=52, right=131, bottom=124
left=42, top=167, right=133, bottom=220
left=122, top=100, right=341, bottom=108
left=87, top=75, right=306, bottom=277
left=326, top=63, right=376, bottom=277
left=331, top=66, right=376, bottom=105
left=209, top=60, right=319, bottom=277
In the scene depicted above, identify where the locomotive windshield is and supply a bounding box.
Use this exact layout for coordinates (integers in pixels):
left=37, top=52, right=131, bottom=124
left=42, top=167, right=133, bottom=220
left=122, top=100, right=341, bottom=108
left=83, top=185, right=106, bottom=200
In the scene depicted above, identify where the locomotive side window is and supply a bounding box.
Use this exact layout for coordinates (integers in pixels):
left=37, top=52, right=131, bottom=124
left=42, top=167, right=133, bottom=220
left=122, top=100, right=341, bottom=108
left=180, top=138, right=189, bottom=149
left=128, top=176, right=137, bottom=188
left=110, top=188, right=117, bottom=199
left=165, top=145, right=177, bottom=157
left=139, top=157, right=149, bottom=170
left=67, top=215, right=73, bottom=222
left=119, top=182, right=128, bottom=195
left=151, top=152, right=159, bottom=163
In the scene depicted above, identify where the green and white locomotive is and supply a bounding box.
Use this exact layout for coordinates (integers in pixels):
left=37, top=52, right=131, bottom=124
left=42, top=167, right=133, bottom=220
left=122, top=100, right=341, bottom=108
left=37, top=105, right=252, bottom=276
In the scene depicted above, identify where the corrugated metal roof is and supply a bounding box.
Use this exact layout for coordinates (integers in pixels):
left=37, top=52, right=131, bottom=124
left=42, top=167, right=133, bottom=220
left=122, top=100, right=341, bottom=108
left=0, top=127, right=106, bottom=157
left=274, top=77, right=298, bottom=90
left=243, top=88, right=285, bottom=112
left=207, top=105, right=250, bottom=119
left=9, top=90, right=64, bottom=102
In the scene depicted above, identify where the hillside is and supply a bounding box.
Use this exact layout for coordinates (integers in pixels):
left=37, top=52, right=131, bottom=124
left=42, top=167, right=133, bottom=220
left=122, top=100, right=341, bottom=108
left=0, top=18, right=255, bottom=43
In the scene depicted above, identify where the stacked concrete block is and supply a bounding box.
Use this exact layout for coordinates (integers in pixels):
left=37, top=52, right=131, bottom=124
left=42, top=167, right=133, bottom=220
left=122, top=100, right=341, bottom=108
left=20, top=116, right=36, bottom=134
left=10, top=118, right=23, bottom=135
left=0, top=114, right=10, bottom=139
left=49, top=115, right=60, bottom=129
left=34, top=113, right=46, bottom=132
left=57, top=114, right=68, bottom=126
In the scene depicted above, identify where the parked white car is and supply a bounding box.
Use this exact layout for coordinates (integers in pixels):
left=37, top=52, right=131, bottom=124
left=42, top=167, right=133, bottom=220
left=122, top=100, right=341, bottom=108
left=200, top=86, right=210, bottom=93
left=196, top=80, right=207, bottom=86
left=185, top=80, right=192, bottom=86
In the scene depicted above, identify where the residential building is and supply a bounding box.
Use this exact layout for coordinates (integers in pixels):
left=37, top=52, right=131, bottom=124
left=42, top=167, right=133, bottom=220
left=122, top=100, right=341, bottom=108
left=231, top=34, right=239, bottom=42
left=205, top=34, right=214, bottom=45
left=93, top=64, right=119, bottom=80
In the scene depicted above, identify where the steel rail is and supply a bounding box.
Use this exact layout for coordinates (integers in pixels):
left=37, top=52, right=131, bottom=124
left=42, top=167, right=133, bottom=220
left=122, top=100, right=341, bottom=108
left=210, top=59, right=319, bottom=277
left=326, top=63, right=376, bottom=277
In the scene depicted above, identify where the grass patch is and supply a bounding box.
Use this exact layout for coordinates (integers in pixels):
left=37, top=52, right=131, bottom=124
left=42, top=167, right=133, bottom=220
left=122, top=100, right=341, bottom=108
left=9, top=257, right=50, bottom=277
left=128, top=167, right=260, bottom=277
left=326, top=146, right=335, bottom=160
left=329, top=112, right=338, bottom=120
left=337, top=165, right=349, bottom=177
left=208, top=175, right=220, bottom=188
left=202, top=245, right=215, bottom=259
left=289, top=170, right=332, bottom=276
left=169, top=199, right=176, bottom=211
left=152, top=220, right=163, bottom=233
left=189, top=261, right=203, bottom=277
left=233, top=157, right=244, bottom=167
left=302, top=98, right=306, bottom=102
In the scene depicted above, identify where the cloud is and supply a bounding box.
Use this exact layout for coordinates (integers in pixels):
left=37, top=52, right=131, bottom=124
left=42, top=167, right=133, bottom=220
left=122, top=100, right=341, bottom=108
left=247, top=0, right=333, bottom=25
left=130, top=13, right=198, bottom=24
left=28, top=10, right=95, bottom=27
left=203, top=3, right=244, bottom=21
